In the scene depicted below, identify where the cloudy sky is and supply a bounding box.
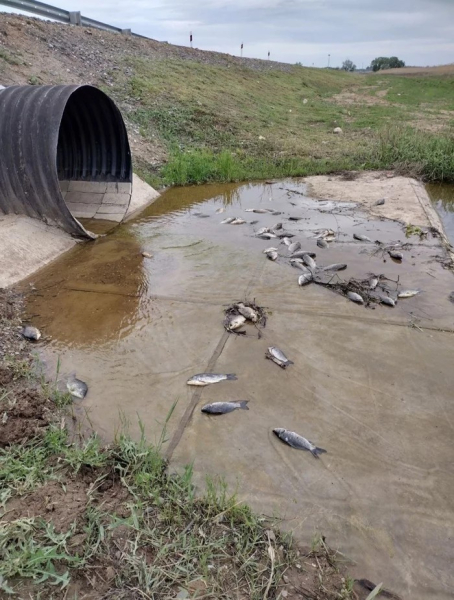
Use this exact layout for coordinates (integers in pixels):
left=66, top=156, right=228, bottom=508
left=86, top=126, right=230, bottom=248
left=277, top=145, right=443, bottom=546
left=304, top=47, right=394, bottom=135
left=4, top=0, right=454, bottom=67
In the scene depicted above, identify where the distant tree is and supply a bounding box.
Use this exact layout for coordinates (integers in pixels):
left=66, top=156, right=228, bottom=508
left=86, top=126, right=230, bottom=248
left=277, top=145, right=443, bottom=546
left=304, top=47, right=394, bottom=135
left=341, top=59, right=356, bottom=72
left=371, top=56, right=405, bottom=71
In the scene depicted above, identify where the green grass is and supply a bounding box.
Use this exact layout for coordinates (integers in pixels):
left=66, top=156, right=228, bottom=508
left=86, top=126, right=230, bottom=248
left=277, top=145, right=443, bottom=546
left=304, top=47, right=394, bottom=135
left=104, top=56, right=454, bottom=185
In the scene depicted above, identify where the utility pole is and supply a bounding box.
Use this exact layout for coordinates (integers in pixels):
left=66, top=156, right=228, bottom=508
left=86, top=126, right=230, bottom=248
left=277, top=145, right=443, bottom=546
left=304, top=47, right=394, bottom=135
left=190, top=31, right=193, bottom=48
left=241, top=43, right=243, bottom=57
left=328, top=54, right=330, bottom=68
left=268, top=51, right=270, bottom=60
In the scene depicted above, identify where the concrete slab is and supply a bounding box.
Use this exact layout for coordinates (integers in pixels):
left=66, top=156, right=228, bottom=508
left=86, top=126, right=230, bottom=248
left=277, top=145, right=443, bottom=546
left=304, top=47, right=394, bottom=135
left=19, top=177, right=454, bottom=599
left=0, top=215, right=76, bottom=289
left=125, top=173, right=160, bottom=220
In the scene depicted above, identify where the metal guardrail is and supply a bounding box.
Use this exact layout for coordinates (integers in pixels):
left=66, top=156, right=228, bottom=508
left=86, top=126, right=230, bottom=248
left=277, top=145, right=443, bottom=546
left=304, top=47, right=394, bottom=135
left=0, top=0, right=149, bottom=39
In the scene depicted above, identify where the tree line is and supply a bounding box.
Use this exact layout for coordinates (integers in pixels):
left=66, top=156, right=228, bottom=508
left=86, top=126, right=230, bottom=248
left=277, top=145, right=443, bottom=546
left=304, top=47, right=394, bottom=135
left=340, top=56, right=405, bottom=72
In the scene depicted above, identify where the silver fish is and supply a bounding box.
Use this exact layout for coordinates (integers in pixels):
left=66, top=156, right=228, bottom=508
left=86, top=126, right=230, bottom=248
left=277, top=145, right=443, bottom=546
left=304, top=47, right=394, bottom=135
left=247, top=208, right=271, bottom=214
left=322, top=263, right=347, bottom=272
left=281, top=237, right=292, bottom=246
left=266, top=346, right=294, bottom=369
left=290, top=251, right=316, bottom=259
left=257, top=233, right=277, bottom=239
left=388, top=250, right=403, bottom=260
left=201, top=401, right=249, bottom=414
left=272, top=222, right=283, bottom=230
left=369, top=276, right=379, bottom=290
left=290, top=258, right=306, bottom=268
left=216, top=207, right=226, bottom=213
left=266, top=250, right=278, bottom=261
left=187, top=373, right=238, bottom=386
left=225, top=314, right=246, bottom=330
left=22, top=326, right=41, bottom=341
left=398, top=290, right=420, bottom=299
left=263, top=247, right=278, bottom=254
left=221, top=217, right=235, bottom=224
left=325, top=234, right=336, bottom=242
left=315, top=228, right=335, bottom=239
left=375, top=198, right=385, bottom=206
left=275, top=231, right=294, bottom=238
left=288, top=241, right=301, bottom=254
left=231, top=218, right=246, bottom=225
left=236, top=303, right=258, bottom=322
left=257, top=227, right=271, bottom=235
left=298, top=273, right=313, bottom=286
left=317, top=238, right=329, bottom=249
left=347, top=291, right=364, bottom=304
left=273, top=428, right=327, bottom=458
left=303, top=254, right=316, bottom=270
left=353, top=233, right=372, bottom=242
left=379, top=295, right=396, bottom=307
left=67, top=377, right=88, bottom=399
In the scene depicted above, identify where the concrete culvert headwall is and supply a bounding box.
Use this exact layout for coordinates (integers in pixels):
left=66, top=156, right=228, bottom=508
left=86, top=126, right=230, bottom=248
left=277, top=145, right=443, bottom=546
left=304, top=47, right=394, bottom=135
left=0, top=85, right=132, bottom=238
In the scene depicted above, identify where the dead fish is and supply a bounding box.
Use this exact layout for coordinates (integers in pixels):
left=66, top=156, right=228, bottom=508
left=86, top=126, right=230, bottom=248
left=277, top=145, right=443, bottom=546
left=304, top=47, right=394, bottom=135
left=271, top=211, right=282, bottom=216
left=272, top=222, right=283, bottom=230
left=290, top=258, right=307, bottom=268
left=353, top=233, right=372, bottom=242
left=303, top=254, right=316, bottom=270
left=375, top=198, right=385, bottom=206
left=263, top=247, right=278, bottom=254
left=257, top=233, right=277, bottom=239
left=257, top=227, right=271, bottom=235
left=265, top=250, right=278, bottom=261
left=249, top=220, right=259, bottom=225
left=290, top=251, right=316, bottom=259
left=324, top=235, right=336, bottom=242
left=22, top=326, right=41, bottom=341
left=388, top=250, right=403, bottom=260
left=246, top=208, right=271, bottom=214
left=347, top=291, right=364, bottom=304
left=281, top=237, right=292, bottom=247
left=67, top=376, right=88, bottom=399
left=322, top=263, right=347, bottom=272
left=221, top=217, right=235, bottom=224
left=216, top=207, right=226, bottom=213
left=225, top=314, right=246, bottom=330
left=236, top=303, right=258, bottom=322
left=275, top=231, right=295, bottom=238
left=288, top=241, right=301, bottom=254
left=231, top=218, right=246, bottom=225
left=398, top=290, right=420, bottom=299
left=298, top=273, right=313, bottom=286
left=195, top=213, right=210, bottom=218
left=317, top=238, right=329, bottom=249
left=289, top=216, right=302, bottom=221
left=142, top=252, right=153, bottom=258
left=315, top=228, right=335, bottom=239
left=187, top=373, right=238, bottom=386
left=379, top=295, right=396, bottom=307
left=369, top=276, right=379, bottom=290
left=273, top=428, right=327, bottom=458
left=266, top=346, right=294, bottom=369
left=202, top=401, right=249, bottom=414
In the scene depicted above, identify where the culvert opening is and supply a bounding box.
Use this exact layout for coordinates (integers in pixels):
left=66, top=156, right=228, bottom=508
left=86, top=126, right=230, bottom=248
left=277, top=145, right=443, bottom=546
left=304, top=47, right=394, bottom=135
left=57, top=86, right=132, bottom=223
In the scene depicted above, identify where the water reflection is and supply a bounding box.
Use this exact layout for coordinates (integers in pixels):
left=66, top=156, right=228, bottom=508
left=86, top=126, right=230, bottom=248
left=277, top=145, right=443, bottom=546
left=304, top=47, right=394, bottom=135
left=426, top=182, right=454, bottom=245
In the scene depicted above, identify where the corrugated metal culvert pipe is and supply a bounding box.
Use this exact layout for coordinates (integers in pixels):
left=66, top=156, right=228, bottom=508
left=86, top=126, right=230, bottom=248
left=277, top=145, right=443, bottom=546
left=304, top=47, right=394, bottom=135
left=0, top=85, right=132, bottom=238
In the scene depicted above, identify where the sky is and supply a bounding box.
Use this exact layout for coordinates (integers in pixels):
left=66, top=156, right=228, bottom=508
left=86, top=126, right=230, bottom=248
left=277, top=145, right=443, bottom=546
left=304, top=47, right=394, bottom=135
left=3, top=0, right=454, bottom=67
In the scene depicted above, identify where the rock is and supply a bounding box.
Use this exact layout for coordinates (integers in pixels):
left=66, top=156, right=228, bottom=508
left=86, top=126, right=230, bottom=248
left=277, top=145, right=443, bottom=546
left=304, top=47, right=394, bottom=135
left=142, top=252, right=153, bottom=258
left=303, top=98, right=308, bottom=104
left=22, top=325, right=41, bottom=340
left=258, top=135, right=266, bottom=140
left=333, top=127, right=343, bottom=134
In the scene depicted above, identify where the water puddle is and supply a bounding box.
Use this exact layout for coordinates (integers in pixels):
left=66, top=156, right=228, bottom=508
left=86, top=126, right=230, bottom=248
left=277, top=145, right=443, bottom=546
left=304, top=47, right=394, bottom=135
left=22, top=179, right=454, bottom=599
left=426, top=182, right=454, bottom=245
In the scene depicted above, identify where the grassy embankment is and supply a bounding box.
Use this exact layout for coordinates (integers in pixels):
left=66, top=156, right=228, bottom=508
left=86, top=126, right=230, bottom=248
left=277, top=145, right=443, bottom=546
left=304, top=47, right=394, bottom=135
left=110, top=59, right=454, bottom=186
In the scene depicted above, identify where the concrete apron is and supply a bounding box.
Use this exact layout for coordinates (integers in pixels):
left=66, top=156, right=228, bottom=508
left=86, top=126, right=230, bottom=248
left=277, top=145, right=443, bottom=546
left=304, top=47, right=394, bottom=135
left=0, top=173, right=159, bottom=289
left=21, top=174, right=454, bottom=600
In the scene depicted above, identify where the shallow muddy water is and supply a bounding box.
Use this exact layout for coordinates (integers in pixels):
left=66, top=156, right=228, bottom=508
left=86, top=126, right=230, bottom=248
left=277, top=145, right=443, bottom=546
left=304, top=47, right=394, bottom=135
left=23, top=179, right=454, bottom=599
left=427, top=182, right=454, bottom=244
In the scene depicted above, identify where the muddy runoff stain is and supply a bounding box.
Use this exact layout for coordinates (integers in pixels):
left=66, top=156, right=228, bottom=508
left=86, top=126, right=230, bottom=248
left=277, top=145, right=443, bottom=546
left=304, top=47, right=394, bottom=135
left=22, top=179, right=454, bottom=600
